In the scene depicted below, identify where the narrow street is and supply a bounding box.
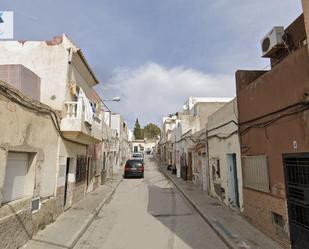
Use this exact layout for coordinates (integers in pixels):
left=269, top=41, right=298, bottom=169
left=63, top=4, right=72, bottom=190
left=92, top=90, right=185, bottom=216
left=74, top=156, right=228, bottom=249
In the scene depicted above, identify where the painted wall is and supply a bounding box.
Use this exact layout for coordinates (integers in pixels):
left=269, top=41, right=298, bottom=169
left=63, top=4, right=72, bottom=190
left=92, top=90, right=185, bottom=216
left=0, top=39, right=68, bottom=110
left=207, top=99, right=243, bottom=211
left=0, top=84, right=61, bottom=249
left=236, top=46, right=309, bottom=249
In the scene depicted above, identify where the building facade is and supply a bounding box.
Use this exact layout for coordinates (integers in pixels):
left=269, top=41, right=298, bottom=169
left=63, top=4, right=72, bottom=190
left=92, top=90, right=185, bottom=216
left=0, top=35, right=125, bottom=248
left=236, top=13, right=309, bottom=249
left=207, top=98, right=243, bottom=211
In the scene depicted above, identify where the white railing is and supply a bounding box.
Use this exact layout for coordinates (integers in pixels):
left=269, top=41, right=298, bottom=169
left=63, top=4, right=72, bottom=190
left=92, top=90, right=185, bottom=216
left=93, top=113, right=102, bottom=127
left=64, top=101, right=102, bottom=128
left=65, top=102, right=78, bottom=118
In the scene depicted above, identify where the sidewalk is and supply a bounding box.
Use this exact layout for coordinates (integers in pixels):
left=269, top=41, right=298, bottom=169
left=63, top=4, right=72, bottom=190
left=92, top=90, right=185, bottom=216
left=159, top=162, right=283, bottom=249
left=22, top=174, right=122, bottom=249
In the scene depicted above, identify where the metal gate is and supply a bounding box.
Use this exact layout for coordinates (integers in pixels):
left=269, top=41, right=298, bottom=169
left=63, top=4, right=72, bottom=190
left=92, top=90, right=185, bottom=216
left=283, top=154, right=309, bottom=249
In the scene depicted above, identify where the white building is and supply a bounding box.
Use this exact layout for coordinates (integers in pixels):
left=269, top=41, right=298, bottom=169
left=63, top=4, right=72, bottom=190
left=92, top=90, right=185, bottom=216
left=170, top=97, right=232, bottom=183
left=111, top=113, right=130, bottom=171
left=207, top=98, right=243, bottom=211
left=132, top=139, right=158, bottom=154
left=0, top=35, right=122, bottom=248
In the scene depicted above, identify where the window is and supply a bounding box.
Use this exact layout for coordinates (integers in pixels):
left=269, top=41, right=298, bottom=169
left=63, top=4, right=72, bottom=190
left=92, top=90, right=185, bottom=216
left=216, top=159, right=221, bottom=178
left=243, top=155, right=270, bottom=193
left=211, top=159, right=221, bottom=180
left=2, top=152, right=31, bottom=203
left=76, top=156, right=86, bottom=183
left=134, top=146, right=138, bottom=153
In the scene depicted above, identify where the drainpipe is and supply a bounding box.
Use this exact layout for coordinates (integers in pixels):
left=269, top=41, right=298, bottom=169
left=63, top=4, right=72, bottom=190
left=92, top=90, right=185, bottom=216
left=205, top=130, right=211, bottom=194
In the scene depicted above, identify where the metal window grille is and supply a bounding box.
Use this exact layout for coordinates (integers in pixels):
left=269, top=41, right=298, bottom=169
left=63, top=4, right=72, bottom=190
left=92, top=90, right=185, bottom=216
left=76, top=156, right=86, bottom=183
left=243, top=155, right=270, bottom=193
left=286, top=158, right=309, bottom=187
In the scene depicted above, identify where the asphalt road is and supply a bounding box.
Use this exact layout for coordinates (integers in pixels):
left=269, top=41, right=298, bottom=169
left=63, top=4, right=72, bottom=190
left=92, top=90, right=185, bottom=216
left=74, top=156, right=228, bottom=249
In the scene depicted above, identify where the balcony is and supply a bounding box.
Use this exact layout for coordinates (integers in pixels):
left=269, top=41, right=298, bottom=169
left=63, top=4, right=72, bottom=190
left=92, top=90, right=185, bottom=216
left=60, top=101, right=102, bottom=145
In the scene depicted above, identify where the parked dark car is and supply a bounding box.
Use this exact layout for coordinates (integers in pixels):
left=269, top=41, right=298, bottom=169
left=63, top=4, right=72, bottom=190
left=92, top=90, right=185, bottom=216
left=124, top=159, right=144, bottom=178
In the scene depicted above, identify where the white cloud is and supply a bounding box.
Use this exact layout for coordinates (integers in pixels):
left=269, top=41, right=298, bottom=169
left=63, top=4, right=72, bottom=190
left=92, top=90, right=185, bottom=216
left=102, top=63, right=235, bottom=127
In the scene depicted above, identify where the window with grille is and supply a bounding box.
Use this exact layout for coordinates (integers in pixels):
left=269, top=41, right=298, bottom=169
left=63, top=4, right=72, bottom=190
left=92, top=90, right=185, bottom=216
left=76, top=156, right=86, bottom=183
left=243, top=155, right=270, bottom=193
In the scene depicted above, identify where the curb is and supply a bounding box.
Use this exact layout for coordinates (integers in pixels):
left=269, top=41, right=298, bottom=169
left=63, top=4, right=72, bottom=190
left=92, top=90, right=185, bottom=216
left=158, top=164, right=236, bottom=249
left=69, top=176, right=123, bottom=249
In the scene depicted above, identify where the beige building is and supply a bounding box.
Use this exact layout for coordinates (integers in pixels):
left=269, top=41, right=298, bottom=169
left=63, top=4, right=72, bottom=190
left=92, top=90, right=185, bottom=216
left=0, top=35, right=123, bottom=248
left=132, top=139, right=158, bottom=154
left=0, top=80, right=65, bottom=248
left=111, top=113, right=130, bottom=171
left=207, top=98, right=243, bottom=211
left=158, top=115, right=178, bottom=164
left=168, top=97, right=232, bottom=184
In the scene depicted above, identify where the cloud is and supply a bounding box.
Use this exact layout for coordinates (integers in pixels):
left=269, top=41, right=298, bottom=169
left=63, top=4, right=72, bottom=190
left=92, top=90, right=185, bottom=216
left=101, top=63, right=235, bottom=128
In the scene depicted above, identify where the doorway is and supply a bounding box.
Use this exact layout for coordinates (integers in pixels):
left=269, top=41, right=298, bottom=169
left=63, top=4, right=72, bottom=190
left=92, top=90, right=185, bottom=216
left=227, top=153, right=240, bottom=208
left=283, top=153, right=309, bottom=249
left=187, top=152, right=193, bottom=181
left=64, top=158, right=70, bottom=207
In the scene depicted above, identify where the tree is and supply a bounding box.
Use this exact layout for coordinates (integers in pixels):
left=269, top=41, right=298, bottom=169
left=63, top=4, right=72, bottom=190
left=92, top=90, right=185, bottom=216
left=143, top=123, right=160, bottom=139
left=133, top=118, right=144, bottom=139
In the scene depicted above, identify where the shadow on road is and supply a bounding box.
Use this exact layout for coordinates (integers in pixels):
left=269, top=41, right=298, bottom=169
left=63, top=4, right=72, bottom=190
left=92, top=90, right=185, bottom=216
left=147, top=184, right=213, bottom=249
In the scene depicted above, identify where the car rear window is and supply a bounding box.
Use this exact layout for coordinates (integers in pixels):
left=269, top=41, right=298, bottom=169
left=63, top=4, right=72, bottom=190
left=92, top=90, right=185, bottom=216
left=133, top=154, right=142, bottom=158
left=126, top=160, right=142, bottom=167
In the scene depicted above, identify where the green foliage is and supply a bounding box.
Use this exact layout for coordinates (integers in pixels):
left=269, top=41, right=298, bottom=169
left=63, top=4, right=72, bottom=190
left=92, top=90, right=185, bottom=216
left=134, top=118, right=160, bottom=140
left=143, top=123, right=160, bottom=139
left=133, top=118, right=144, bottom=139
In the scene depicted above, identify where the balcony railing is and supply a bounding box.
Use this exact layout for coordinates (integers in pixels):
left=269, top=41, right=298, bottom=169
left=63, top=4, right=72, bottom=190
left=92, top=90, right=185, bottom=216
left=93, top=113, right=102, bottom=127
left=64, top=101, right=102, bottom=126
left=61, top=100, right=103, bottom=144
left=65, top=102, right=78, bottom=118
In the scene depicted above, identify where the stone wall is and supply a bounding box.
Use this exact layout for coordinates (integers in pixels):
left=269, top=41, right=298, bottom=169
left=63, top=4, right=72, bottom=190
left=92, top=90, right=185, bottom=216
left=0, top=196, right=62, bottom=249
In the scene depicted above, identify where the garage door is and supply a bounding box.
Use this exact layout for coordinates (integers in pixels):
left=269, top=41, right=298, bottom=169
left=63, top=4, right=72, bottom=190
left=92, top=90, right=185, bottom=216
left=2, top=152, right=28, bottom=203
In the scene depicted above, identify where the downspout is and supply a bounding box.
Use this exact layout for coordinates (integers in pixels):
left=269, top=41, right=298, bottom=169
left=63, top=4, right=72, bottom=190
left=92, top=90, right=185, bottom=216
left=205, top=129, right=211, bottom=194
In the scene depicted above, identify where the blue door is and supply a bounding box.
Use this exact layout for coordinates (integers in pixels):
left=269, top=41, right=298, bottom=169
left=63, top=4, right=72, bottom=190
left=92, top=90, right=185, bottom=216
left=227, top=154, right=239, bottom=208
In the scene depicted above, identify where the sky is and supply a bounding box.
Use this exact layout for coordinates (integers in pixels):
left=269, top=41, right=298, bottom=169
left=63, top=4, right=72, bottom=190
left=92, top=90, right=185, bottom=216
left=0, top=0, right=303, bottom=128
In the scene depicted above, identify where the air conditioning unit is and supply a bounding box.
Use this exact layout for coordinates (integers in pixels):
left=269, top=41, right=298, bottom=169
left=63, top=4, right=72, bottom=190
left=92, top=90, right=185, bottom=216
left=261, top=26, right=285, bottom=58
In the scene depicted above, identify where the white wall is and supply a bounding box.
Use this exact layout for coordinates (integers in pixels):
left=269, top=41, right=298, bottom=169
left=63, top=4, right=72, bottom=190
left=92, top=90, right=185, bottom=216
left=0, top=40, right=68, bottom=110
left=207, top=99, right=243, bottom=211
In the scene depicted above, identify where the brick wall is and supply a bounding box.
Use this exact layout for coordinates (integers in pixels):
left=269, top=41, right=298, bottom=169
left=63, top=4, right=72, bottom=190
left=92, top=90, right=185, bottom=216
left=243, top=188, right=290, bottom=249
